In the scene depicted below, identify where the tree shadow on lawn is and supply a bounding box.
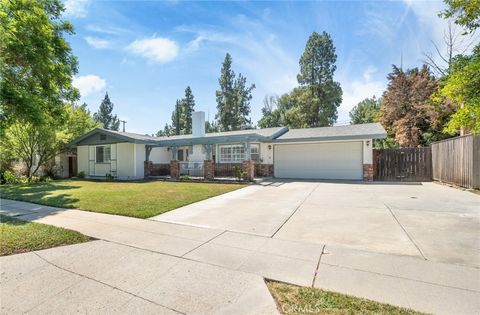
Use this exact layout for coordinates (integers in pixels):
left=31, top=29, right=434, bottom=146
left=1, top=182, right=81, bottom=209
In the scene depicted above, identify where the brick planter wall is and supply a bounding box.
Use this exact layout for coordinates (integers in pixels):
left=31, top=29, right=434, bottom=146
left=242, top=160, right=255, bottom=181
left=363, top=164, right=373, bottom=181
left=254, top=164, right=274, bottom=177
left=170, top=160, right=180, bottom=179
left=204, top=160, right=215, bottom=180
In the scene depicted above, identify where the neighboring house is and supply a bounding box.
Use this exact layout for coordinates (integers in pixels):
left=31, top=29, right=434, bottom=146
left=68, top=111, right=386, bottom=180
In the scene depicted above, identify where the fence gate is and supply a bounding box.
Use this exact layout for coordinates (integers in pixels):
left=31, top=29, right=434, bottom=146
left=373, top=147, right=432, bottom=181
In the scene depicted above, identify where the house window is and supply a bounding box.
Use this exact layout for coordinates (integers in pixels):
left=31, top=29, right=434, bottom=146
left=219, top=145, right=245, bottom=163
left=178, top=149, right=184, bottom=161
left=96, top=146, right=111, bottom=163
left=251, top=144, right=260, bottom=162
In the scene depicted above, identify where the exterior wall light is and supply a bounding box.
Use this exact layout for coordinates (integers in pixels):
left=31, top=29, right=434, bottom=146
left=366, top=140, right=370, bottom=147
left=268, top=145, right=272, bottom=150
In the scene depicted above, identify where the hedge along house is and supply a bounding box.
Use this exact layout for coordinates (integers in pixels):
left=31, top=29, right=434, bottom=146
left=68, top=111, right=386, bottom=181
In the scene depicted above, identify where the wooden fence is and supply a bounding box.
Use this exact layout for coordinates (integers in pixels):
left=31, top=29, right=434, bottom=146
left=431, top=135, right=480, bottom=189
left=373, top=147, right=432, bottom=182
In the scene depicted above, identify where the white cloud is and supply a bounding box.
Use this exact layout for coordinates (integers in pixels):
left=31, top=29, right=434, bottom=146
left=64, top=0, right=90, bottom=18
left=337, top=67, right=385, bottom=123
left=73, top=75, right=107, bottom=98
left=126, top=37, right=179, bottom=63
left=85, top=36, right=112, bottom=49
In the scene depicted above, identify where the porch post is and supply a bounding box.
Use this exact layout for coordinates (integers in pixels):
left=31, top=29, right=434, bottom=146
left=144, top=146, right=153, bottom=178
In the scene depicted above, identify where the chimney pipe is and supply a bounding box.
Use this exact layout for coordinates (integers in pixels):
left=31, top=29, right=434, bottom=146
left=192, top=111, right=205, bottom=137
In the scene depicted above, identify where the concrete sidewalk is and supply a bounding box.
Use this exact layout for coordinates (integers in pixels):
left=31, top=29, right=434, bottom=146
left=1, top=198, right=480, bottom=314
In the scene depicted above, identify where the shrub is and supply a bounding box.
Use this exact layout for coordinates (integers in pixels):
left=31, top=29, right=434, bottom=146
left=105, top=173, right=115, bottom=181
left=78, top=171, right=86, bottom=179
left=2, top=170, right=19, bottom=185
left=233, top=166, right=249, bottom=181
left=180, top=175, right=191, bottom=181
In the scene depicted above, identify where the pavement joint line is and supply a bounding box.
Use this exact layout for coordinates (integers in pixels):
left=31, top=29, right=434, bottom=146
left=320, top=262, right=480, bottom=293
left=32, top=251, right=186, bottom=315
left=311, top=244, right=326, bottom=287
left=180, top=229, right=228, bottom=257
left=383, top=203, right=427, bottom=260
left=270, top=183, right=321, bottom=238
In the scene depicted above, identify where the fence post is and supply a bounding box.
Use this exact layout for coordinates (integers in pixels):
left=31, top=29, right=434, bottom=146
left=204, top=160, right=215, bottom=180
left=170, top=160, right=180, bottom=179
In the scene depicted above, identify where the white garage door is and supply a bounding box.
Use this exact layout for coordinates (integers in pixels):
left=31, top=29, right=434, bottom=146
left=274, top=142, right=363, bottom=180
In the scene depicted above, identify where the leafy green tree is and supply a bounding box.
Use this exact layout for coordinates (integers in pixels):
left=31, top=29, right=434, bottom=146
left=0, top=0, right=79, bottom=130
left=156, top=123, right=174, bottom=137
left=205, top=120, right=219, bottom=133
left=182, top=86, right=195, bottom=134
left=349, top=97, right=382, bottom=124
left=258, top=95, right=282, bottom=128
left=64, top=103, right=100, bottom=140
left=215, top=53, right=255, bottom=131
left=435, top=45, right=480, bottom=134
left=94, top=92, right=120, bottom=131
left=3, top=122, right=60, bottom=178
left=442, top=0, right=480, bottom=32
left=297, top=31, right=342, bottom=127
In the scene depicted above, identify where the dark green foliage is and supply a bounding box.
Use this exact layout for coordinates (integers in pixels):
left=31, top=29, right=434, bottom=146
left=0, top=0, right=79, bottom=130
left=215, top=53, right=255, bottom=131
left=94, top=93, right=120, bottom=131
left=349, top=97, right=382, bottom=124
left=182, top=86, right=195, bottom=134
left=258, top=95, right=283, bottom=128
left=296, top=31, right=342, bottom=127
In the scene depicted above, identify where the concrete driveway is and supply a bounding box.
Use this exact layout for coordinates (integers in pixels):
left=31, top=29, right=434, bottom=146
left=153, top=181, right=480, bottom=267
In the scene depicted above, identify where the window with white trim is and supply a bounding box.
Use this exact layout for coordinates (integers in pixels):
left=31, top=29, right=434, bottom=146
left=250, top=144, right=260, bottom=162
left=219, top=145, right=245, bottom=163
left=95, top=146, right=111, bottom=163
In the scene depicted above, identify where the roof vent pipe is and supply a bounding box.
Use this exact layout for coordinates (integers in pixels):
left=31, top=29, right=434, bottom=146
left=192, top=111, right=205, bottom=137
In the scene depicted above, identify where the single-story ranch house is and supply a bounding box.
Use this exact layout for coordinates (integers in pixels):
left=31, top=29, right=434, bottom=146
left=68, top=111, right=386, bottom=181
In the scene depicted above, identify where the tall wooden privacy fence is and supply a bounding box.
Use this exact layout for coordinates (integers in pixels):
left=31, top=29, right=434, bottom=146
left=373, top=147, right=432, bottom=181
left=431, top=135, right=480, bottom=189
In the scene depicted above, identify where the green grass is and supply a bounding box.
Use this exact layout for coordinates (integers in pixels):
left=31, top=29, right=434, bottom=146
left=0, top=215, right=91, bottom=256
left=267, top=281, right=426, bottom=315
left=0, top=179, right=246, bottom=218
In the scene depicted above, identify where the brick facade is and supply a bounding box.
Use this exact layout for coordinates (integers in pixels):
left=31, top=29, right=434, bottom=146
left=242, top=160, right=255, bottom=181
left=170, top=160, right=180, bottom=179
left=254, top=164, right=274, bottom=177
left=204, top=160, right=215, bottom=180
left=363, top=164, right=373, bottom=181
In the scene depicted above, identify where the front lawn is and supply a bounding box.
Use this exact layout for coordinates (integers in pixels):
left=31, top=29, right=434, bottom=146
left=0, top=180, right=246, bottom=218
left=0, top=215, right=91, bottom=256
left=267, top=281, right=425, bottom=315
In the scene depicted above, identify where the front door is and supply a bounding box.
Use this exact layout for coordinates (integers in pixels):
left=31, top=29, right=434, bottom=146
left=68, top=156, right=74, bottom=177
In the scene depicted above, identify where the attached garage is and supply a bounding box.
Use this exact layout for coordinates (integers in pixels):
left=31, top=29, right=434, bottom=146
left=274, top=141, right=363, bottom=180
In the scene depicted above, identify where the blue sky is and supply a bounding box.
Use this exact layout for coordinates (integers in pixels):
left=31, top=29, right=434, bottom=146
left=64, top=0, right=477, bottom=135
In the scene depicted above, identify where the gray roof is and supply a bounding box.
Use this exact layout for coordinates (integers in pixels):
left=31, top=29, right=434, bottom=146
left=157, top=127, right=287, bottom=141
left=68, top=123, right=386, bottom=147
left=275, top=123, right=386, bottom=142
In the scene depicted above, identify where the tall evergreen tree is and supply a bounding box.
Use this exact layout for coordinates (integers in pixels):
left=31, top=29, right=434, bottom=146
left=215, top=53, right=255, bottom=131
left=216, top=53, right=236, bottom=131
left=94, top=92, right=120, bottom=131
left=182, top=86, right=195, bottom=134
left=171, top=99, right=182, bottom=135
left=297, top=31, right=342, bottom=127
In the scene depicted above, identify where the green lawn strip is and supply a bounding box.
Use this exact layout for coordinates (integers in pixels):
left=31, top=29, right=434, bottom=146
left=267, top=281, right=426, bottom=315
left=0, top=215, right=91, bottom=256
left=0, top=180, right=246, bottom=218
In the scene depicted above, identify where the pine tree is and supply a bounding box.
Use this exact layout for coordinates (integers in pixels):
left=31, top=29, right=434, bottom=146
left=182, top=86, right=195, bottom=134
left=171, top=100, right=183, bottom=135
left=215, top=53, right=255, bottom=131
left=297, top=31, right=342, bottom=127
left=94, top=92, right=120, bottom=131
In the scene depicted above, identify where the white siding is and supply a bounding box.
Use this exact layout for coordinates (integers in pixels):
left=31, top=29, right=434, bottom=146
left=363, top=139, right=373, bottom=164
left=116, top=143, right=135, bottom=179
left=77, top=146, right=89, bottom=175
left=150, top=147, right=170, bottom=163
